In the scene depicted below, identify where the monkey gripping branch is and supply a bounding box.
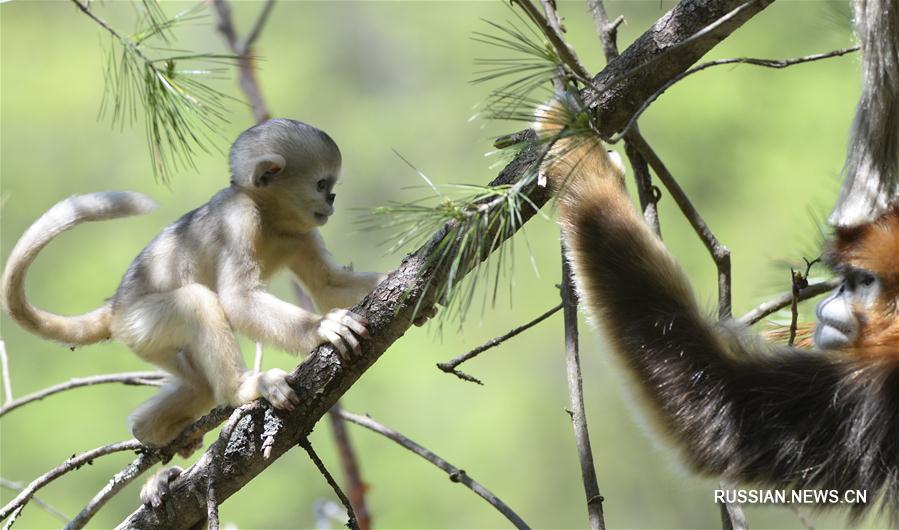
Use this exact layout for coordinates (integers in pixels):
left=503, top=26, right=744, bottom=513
left=118, top=0, right=773, bottom=527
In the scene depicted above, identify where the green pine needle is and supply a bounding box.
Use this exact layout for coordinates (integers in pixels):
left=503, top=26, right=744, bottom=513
left=471, top=11, right=562, bottom=124
left=365, top=7, right=600, bottom=330
left=360, top=164, right=547, bottom=331
left=89, top=1, right=241, bottom=181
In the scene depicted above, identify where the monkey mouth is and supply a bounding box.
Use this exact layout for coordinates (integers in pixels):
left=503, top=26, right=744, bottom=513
left=813, top=321, right=856, bottom=350
left=314, top=212, right=330, bottom=224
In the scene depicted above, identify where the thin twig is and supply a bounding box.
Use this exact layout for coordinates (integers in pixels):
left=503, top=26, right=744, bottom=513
left=0, top=372, right=165, bottom=417
left=64, top=451, right=158, bottom=530
left=337, top=411, right=531, bottom=530
left=607, top=46, right=860, bottom=144
left=625, top=138, right=662, bottom=236
left=437, top=303, right=562, bottom=384
left=626, top=133, right=733, bottom=319
left=788, top=273, right=802, bottom=347
left=0, top=479, right=69, bottom=523
left=299, top=438, right=360, bottom=530
left=509, top=0, right=591, bottom=82
left=69, top=0, right=151, bottom=63
left=788, top=258, right=822, bottom=346
left=539, top=0, right=564, bottom=35
left=0, top=440, right=142, bottom=522
left=239, top=0, right=275, bottom=53
left=212, top=0, right=273, bottom=123
left=328, top=404, right=371, bottom=530
left=586, top=0, right=623, bottom=61
left=2, top=506, right=23, bottom=530
left=0, top=339, right=12, bottom=403
left=737, top=279, right=838, bottom=326
left=561, top=247, right=605, bottom=530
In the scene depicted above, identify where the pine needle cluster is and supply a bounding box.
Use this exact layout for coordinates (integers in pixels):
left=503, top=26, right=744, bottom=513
left=81, top=0, right=240, bottom=181
left=366, top=7, right=601, bottom=329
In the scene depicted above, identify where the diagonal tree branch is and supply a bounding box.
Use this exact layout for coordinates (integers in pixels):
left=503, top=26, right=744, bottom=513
left=337, top=410, right=530, bottom=529
left=118, top=1, right=774, bottom=526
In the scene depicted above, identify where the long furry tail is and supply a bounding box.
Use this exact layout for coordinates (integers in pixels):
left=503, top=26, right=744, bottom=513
left=1, top=192, right=157, bottom=345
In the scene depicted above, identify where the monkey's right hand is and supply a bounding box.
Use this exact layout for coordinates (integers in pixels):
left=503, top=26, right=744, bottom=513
left=316, top=308, right=370, bottom=358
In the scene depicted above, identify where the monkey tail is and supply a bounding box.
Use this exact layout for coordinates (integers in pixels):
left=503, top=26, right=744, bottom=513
left=1, top=192, right=158, bottom=346
left=532, top=98, right=626, bottom=209
left=536, top=102, right=899, bottom=519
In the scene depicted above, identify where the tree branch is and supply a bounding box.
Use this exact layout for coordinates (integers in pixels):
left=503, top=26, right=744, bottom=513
left=437, top=303, right=562, bottom=384
left=0, top=479, right=68, bottom=524
left=0, top=440, right=142, bottom=522
left=625, top=133, right=734, bottom=318
left=608, top=46, right=860, bottom=143
left=561, top=247, right=605, bottom=530
left=337, top=411, right=530, bottom=530
left=328, top=404, right=371, bottom=530
left=585, top=0, right=774, bottom=138
left=738, top=279, right=838, bottom=326
left=211, top=0, right=273, bottom=123
left=299, top=438, right=359, bottom=530
left=0, top=372, right=164, bottom=417
left=118, top=1, right=773, bottom=526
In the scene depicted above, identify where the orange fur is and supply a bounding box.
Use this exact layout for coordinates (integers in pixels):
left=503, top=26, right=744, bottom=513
left=828, top=207, right=899, bottom=360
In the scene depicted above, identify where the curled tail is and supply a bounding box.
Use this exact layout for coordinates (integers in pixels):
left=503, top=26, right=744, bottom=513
left=1, top=192, right=157, bottom=345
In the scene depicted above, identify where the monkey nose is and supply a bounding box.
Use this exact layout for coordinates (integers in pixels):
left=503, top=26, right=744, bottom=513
left=326, top=193, right=336, bottom=205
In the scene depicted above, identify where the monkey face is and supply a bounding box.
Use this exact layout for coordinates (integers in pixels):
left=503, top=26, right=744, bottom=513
left=814, top=269, right=881, bottom=350
left=309, top=173, right=338, bottom=226
left=265, top=161, right=341, bottom=231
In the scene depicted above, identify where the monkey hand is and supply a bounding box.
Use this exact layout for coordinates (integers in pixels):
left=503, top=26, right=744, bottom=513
left=316, top=308, right=369, bottom=358
left=140, top=466, right=183, bottom=509
left=255, top=368, right=301, bottom=411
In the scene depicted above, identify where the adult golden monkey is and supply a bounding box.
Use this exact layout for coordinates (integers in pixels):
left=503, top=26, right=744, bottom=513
left=535, top=0, right=899, bottom=521
left=2, top=119, right=385, bottom=448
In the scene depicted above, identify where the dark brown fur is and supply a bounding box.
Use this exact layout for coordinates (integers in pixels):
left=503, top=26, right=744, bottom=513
left=540, top=113, right=899, bottom=523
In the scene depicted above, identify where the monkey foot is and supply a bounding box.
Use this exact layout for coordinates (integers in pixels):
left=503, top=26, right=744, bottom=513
left=140, top=466, right=183, bottom=509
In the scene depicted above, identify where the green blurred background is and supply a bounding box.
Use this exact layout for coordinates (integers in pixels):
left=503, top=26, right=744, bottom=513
left=0, top=1, right=881, bottom=528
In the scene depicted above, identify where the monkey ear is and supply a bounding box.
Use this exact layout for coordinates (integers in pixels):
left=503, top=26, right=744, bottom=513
left=251, top=154, right=286, bottom=187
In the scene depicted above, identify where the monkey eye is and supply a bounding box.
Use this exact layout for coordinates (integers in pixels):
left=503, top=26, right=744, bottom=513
left=860, top=273, right=876, bottom=287
left=316, top=179, right=327, bottom=192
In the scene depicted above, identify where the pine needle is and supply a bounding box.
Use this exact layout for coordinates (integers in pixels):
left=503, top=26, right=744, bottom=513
left=78, top=0, right=241, bottom=181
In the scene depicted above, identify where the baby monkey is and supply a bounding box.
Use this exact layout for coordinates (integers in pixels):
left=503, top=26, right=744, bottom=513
left=1, top=119, right=384, bottom=447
